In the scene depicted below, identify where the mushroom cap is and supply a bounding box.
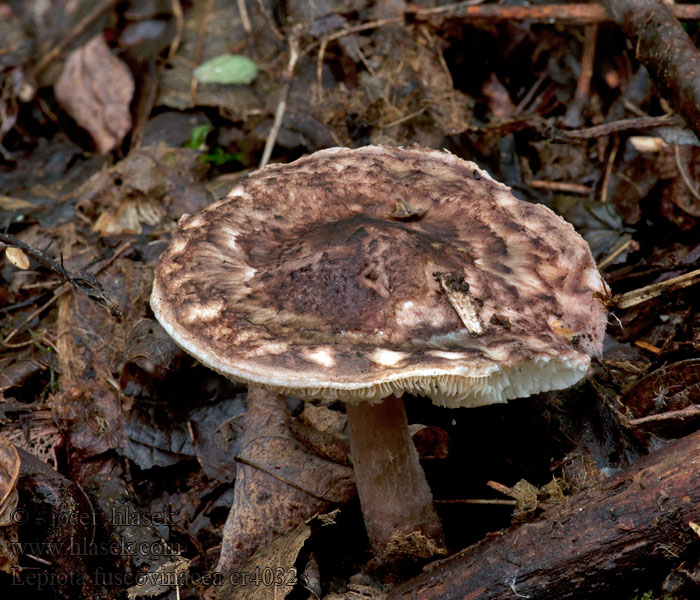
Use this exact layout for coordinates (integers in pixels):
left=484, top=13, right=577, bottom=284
left=151, top=146, right=608, bottom=407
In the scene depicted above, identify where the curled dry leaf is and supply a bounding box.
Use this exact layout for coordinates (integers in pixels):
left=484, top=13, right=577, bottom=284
left=2, top=410, right=62, bottom=469
left=12, top=449, right=94, bottom=591
left=120, top=319, right=185, bottom=393
left=0, top=438, right=21, bottom=575
left=0, top=357, right=46, bottom=394
left=298, top=403, right=347, bottom=435
left=217, top=514, right=335, bottom=600
left=0, top=440, right=20, bottom=527
left=292, top=404, right=350, bottom=466
left=75, top=145, right=212, bottom=236
left=54, top=34, right=135, bottom=154
left=407, top=424, right=449, bottom=460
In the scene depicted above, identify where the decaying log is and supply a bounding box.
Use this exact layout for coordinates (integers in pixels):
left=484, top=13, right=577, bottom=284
left=602, top=0, right=700, bottom=139
left=388, top=429, right=700, bottom=600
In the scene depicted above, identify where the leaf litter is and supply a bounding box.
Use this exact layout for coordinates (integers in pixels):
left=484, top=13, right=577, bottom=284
left=1, top=1, right=700, bottom=598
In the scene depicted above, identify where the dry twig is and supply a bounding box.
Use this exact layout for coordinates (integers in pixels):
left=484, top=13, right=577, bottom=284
left=168, top=0, right=185, bottom=61
left=0, top=232, right=124, bottom=334
left=674, top=144, right=700, bottom=202
left=409, top=2, right=700, bottom=25
left=188, top=0, right=216, bottom=108
left=237, top=0, right=252, bottom=35
left=526, top=180, right=591, bottom=195
left=627, top=405, right=700, bottom=426
left=564, top=24, right=598, bottom=128
left=612, top=268, right=700, bottom=310
left=557, top=114, right=681, bottom=140
left=259, top=26, right=301, bottom=169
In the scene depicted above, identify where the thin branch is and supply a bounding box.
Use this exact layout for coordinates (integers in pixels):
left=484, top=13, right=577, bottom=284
left=188, top=0, right=216, bottom=108
left=556, top=114, right=681, bottom=140
left=259, top=26, right=301, bottom=169
left=597, top=238, right=637, bottom=270
left=168, top=0, right=185, bottom=61
left=526, top=180, right=591, bottom=195
left=627, top=405, right=700, bottom=426
left=0, top=232, right=123, bottom=322
left=613, top=267, right=700, bottom=310
left=237, top=0, right=252, bottom=35
left=434, top=499, right=517, bottom=506
left=564, top=24, right=598, bottom=128
left=409, top=3, right=700, bottom=24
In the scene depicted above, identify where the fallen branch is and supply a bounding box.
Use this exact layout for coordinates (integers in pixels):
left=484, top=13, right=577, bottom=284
left=554, top=114, right=682, bottom=140
left=612, top=267, right=700, bottom=310
left=388, top=428, right=700, bottom=600
left=602, top=0, right=700, bottom=139
left=466, top=114, right=683, bottom=141
left=627, top=405, right=700, bottom=427
left=408, top=3, right=700, bottom=25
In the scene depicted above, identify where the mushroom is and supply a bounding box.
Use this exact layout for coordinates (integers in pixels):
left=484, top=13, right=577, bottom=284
left=151, top=145, right=608, bottom=561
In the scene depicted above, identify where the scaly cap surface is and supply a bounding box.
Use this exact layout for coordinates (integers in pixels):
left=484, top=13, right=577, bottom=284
left=151, top=146, right=608, bottom=406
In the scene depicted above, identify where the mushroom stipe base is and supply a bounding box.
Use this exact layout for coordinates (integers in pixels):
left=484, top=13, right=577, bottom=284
left=346, top=394, right=446, bottom=559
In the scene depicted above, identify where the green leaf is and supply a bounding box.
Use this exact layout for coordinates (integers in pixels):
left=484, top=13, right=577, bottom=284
left=185, top=124, right=212, bottom=149
left=201, top=147, right=243, bottom=166
left=194, top=54, right=259, bottom=85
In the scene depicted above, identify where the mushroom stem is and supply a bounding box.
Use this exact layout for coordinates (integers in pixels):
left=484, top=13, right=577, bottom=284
left=346, top=394, right=445, bottom=559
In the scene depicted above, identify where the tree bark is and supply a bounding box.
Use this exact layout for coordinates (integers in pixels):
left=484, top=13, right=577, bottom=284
left=388, top=429, right=700, bottom=600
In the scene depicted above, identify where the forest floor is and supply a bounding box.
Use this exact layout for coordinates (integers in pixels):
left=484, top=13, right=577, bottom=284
left=1, top=2, right=700, bottom=599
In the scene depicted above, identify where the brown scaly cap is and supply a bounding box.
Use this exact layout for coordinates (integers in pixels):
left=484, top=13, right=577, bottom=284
left=151, top=146, right=608, bottom=407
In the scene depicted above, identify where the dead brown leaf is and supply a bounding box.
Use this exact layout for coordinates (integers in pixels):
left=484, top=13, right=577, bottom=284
left=482, top=73, right=516, bottom=121
left=0, top=441, right=21, bottom=575
left=621, top=359, right=700, bottom=439
left=4, top=247, right=30, bottom=270
left=10, top=449, right=95, bottom=593
left=0, top=440, right=20, bottom=527
left=55, top=34, right=134, bottom=154
left=127, top=556, right=191, bottom=600
left=407, top=424, right=449, bottom=460
left=217, top=389, right=355, bottom=574
left=53, top=258, right=153, bottom=457
left=0, top=357, right=47, bottom=394
left=216, top=517, right=318, bottom=600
